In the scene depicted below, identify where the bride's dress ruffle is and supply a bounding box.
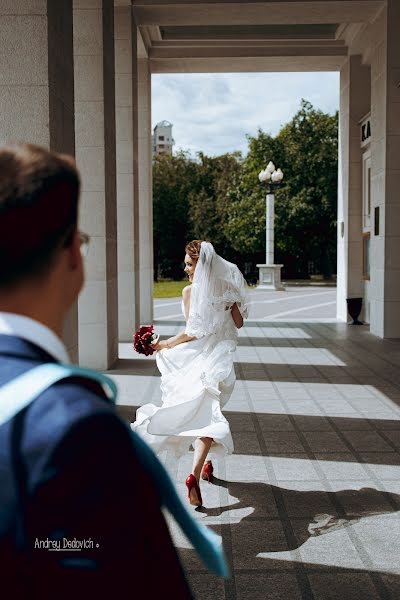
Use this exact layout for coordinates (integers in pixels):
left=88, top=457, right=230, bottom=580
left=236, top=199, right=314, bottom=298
left=133, top=309, right=236, bottom=458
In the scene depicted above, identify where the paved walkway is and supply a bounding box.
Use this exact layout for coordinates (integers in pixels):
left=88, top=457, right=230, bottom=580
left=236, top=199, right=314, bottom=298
left=154, top=285, right=337, bottom=322
left=111, top=317, right=400, bottom=600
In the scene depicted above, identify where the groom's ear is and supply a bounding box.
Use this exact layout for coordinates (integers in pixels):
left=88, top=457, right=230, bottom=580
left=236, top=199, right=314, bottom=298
left=66, top=229, right=82, bottom=271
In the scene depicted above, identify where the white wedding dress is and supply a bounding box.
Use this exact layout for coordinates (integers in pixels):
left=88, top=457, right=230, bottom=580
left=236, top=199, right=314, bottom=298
left=132, top=299, right=237, bottom=457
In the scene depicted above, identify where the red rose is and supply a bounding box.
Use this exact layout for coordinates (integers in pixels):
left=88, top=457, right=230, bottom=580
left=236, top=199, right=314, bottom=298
left=132, top=324, right=157, bottom=356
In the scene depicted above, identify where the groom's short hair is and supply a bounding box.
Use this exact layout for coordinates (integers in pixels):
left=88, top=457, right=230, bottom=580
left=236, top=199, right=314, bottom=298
left=0, top=143, right=80, bottom=290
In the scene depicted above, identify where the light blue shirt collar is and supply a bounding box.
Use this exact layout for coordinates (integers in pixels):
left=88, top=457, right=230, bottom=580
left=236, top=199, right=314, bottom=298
left=0, top=312, right=69, bottom=364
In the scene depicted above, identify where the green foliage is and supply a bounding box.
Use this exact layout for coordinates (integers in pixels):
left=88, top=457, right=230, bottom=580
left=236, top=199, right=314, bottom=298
left=276, top=99, right=338, bottom=277
left=187, top=151, right=243, bottom=263
left=153, top=151, right=197, bottom=280
left=153, top=279, right=190, bottom=298
left=153, top=150, right=243, bottom=278
left=224, top=100, right=338, bottom=278
left=152, top=99, right=338, bottom=280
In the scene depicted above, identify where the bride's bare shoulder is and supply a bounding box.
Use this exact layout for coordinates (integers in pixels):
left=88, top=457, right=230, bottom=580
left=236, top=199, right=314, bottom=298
left=182, top=284, right=192, bottom=298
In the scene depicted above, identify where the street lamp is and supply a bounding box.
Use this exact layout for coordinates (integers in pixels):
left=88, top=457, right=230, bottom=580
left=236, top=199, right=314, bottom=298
left=256, top=161, right=285, bottom=291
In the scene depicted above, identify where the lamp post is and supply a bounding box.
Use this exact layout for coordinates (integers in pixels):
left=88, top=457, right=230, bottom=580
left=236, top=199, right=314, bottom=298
left=256, top=161, right=285, bottom=291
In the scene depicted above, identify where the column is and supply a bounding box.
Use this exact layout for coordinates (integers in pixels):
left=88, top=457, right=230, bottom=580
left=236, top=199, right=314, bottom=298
left=133, top=25, right=154, bottom=325
left=266, top=192, right=274, bottom=265
left=0, top=0, right=78, bottom=362
left=369, top=1, right=400, bottom=338
left=337, top=55, right=371, bottom=322
left=115, top=3, right=140, bottom=340
left=257, top=186, right=284, bottom=291
left=74, top=0, right=118, bottom=369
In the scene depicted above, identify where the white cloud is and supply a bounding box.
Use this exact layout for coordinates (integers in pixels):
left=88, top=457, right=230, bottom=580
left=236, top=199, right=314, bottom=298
left=152, top=72, right=339, bottom=157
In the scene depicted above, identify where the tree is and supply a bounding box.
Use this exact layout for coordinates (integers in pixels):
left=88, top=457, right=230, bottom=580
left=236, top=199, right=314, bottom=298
left=275, top=100, right=338, bottom=277
left=222, top=130, right=285, bottom=277
left=224, top=100, right=338, bottom=278
left=153, top=152, right=197, bottom=280
left=153, top=151, right=243, bottom=279
left=187, top=152, right=242, bottom=263
left=153, top=99, right=338, bottom=281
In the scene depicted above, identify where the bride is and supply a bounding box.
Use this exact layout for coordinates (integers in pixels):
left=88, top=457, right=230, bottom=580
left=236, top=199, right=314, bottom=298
left=132, top=240, right=249, bottom=507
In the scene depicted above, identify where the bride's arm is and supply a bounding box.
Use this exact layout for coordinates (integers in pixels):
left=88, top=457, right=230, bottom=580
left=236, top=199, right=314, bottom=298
left=159, top=330, right=194, bottom=350
left=155, top=285, right=196, bottom=350
left=231, top=302, right=244, bottom=329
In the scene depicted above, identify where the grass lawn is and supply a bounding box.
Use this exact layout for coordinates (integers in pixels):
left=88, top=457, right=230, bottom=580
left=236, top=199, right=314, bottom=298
left=153, top=280, right=189, bottom=298
left=154, top=279, right=258, bottom=298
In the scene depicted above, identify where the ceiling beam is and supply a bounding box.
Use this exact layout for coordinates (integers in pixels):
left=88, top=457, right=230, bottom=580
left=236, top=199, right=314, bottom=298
left=152, top=39, right=346, bottom=48
left=160, top=33, right=339, bottom=43
left=149, top=44, right=348, bottom=59
left=133, top=1, right=383, bottom=26
left=133, top=0, right=379, bottom=5
left=150, top=54, right=347, bottom=73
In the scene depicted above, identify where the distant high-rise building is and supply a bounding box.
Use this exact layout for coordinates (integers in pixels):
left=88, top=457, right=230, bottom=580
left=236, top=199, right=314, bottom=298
left=152, top=120, right=174, bottom=156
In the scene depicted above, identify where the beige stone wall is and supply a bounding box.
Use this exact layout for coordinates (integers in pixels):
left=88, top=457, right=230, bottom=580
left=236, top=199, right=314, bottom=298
left=337, top=56, right=370, bottom=322
left=360, top=2, right=400, bottom=338
left=340, top=0, right=400, bottom=338
left=382, top=0, right=400, bottom=337
left=0, top=1, right=49, bottom=146
left=48, top=1, right=79, bottom=363
left=115, top=4, right=139, bottom=340
left=369, top=6, right=387, bottom=337
left=137, top=57, right=153, bottom=326
left=132, top=26, right=153, bottom=327
left=0, top=0, right=79, bottom=361
left=74, top=0, right=118, bottom=369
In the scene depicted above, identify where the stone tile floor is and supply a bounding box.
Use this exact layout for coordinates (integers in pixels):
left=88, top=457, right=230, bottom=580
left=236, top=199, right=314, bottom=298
left=112, top=320, right=400, bottom=599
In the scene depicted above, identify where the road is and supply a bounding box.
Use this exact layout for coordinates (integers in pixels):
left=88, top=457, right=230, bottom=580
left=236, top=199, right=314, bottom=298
left=154, top=285, right=337, bottom=322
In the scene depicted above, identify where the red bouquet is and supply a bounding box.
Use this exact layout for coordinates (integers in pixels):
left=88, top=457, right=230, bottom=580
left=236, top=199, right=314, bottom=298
left=132, top=325, right=159, bottom=356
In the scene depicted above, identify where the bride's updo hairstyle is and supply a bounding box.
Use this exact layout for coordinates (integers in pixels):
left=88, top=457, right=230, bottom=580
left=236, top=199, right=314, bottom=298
left=185, top=240, right=202, bottom=263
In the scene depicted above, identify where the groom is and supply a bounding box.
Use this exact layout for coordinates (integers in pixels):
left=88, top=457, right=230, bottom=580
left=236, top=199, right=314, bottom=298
left=0, top=144, right=192, bottom=598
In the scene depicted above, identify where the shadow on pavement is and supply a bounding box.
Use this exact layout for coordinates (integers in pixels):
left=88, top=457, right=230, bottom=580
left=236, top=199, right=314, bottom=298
left=179, top=477, right=400, bottom=599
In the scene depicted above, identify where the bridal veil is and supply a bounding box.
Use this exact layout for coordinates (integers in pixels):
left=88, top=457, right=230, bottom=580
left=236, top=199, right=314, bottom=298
left=185, top=241, right=250, bottom=339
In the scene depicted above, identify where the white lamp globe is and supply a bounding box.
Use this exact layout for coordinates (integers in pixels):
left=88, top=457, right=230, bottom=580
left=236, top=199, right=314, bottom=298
left=271, top=170, right=279, bottom=182
left=259, top=169, right=272, bottom=182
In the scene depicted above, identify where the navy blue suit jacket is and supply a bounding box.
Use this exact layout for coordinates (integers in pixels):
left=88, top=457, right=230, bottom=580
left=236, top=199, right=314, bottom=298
left=0, top=334, right=192, bottom=599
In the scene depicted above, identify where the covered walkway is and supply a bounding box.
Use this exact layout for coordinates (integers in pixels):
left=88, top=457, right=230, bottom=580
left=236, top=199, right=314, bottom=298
left=111, top=317, right=400, bottom=599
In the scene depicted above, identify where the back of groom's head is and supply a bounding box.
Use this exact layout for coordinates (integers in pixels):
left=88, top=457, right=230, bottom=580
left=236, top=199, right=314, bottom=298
left=0, top=143, right=81, bottom=291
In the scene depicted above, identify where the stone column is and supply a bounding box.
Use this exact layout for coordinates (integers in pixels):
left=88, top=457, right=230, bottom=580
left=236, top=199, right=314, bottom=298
left=0, top=0, right=78, bottom=362
left=115, top=3, right=140, bottom=340
left=74, top=0, right=118, bottom=369
left=369, top=1, right=400, bottom=338
left=266, top=192, right=274, bottom=266
left=133, top=26, right=153, bottom=326
left=337, top=55, right=371, bottom=322
left=257, top=188, right=284, bottom=291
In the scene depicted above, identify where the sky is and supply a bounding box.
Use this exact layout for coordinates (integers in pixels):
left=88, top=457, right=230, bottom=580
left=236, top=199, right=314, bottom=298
left=151, top=72, right=339, bottom=157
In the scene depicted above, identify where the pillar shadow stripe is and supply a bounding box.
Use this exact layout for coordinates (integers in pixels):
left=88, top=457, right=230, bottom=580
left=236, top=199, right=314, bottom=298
left=285, top=324, right=400, bottom=499
left=308, top=323, right=400, bottom=397
left=236, top=354, right=315, bottom=600
left=281, top=324, right=400, bottom=513
left=302, top=326, right=400, bottom=503
left=288, top=324, right=397, bottom=599
left=304, top=325, right=400, bottom=454
left=217, top=458, right=236, bottom=600
left=249, top=322, right=394, bottom=599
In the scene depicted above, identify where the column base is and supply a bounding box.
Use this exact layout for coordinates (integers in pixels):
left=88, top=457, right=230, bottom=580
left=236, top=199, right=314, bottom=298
left=256, top=264, right=285, bottom=291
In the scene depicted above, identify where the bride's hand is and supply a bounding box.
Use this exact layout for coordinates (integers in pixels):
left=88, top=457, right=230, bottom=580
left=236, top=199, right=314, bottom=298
left=152, top=340, right=169, bottom=351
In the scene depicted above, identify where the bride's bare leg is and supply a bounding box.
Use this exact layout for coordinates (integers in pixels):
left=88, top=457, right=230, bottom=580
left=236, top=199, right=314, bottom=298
left=192, top=437, right=213, bottom=480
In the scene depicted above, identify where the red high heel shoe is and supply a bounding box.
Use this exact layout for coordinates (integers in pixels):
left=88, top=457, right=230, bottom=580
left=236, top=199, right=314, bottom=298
left=201, top=460, right=214, bottom=483
left=186, top=474, right=202, bottom=507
